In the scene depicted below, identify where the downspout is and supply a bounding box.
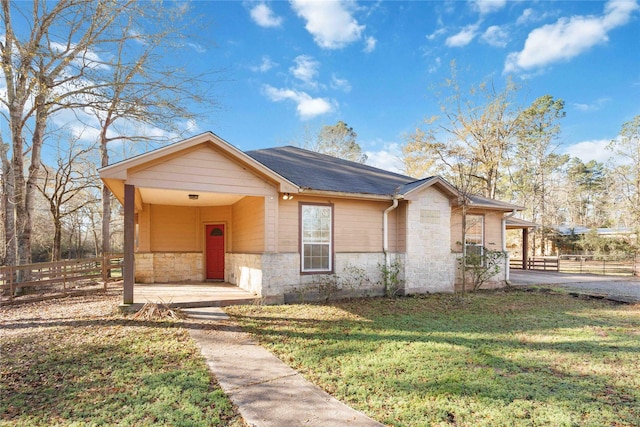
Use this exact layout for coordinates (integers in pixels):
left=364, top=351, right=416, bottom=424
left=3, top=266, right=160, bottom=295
left=383, top=197, right=399, bottom=270
left=503, top=209, right=517, bottom=283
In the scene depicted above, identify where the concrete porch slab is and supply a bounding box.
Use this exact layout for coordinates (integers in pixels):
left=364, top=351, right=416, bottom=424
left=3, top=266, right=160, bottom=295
left=131, top=282, right=260, bottom=309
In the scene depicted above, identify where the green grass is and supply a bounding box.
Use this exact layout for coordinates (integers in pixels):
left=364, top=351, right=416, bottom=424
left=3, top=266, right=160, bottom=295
left=1, top=306, right=242, bottom=426
left=226, top=290, right=640, bottom=427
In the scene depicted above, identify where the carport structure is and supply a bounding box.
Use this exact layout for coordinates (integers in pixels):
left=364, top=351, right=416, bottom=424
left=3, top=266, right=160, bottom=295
left=506, top=217, right=538, bottom=270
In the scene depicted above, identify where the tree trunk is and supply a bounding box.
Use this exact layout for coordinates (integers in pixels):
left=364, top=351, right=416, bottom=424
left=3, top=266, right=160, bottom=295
left=52, top=217, right=62, bottom=262
left=100, top=129, right=111, bottom=255
left=1, top=143, right=16, bottom=267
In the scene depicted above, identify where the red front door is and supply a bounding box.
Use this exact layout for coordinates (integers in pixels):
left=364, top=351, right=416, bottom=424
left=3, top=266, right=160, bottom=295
left=206, top=224, right=225, bottom=280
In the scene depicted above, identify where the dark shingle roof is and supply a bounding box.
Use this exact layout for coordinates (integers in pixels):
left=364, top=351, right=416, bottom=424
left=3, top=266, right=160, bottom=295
left=246, top=146, right=416, bottom=196
left=245, top=146, right=523, bottom=212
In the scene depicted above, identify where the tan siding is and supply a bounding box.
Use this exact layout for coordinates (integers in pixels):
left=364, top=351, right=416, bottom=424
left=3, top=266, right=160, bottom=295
left=149, top=205, right=198, bottom=251
left=335, top=199, right=385, bottom=252
left=277, top=196, right=390, bottom=253
left=265, top=195, right=277, bottom=252
left=450, top=208, right=504, bottom=252
left=278, top=198, right=299, bottom=252
left=450, top=208, right=464, bottom=252
left=388, top=201, right=407, bottom=253
left=232, top=196, right=265, bottom=253
left=484, top=211, right=503, bottom=251
left=127, top=145, right=276, bottom=196
left=137, top=204, right=151, bottom=252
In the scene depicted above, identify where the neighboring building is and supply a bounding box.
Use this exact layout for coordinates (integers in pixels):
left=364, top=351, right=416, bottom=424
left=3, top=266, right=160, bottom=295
left=99, top=132, right=523, bottom=304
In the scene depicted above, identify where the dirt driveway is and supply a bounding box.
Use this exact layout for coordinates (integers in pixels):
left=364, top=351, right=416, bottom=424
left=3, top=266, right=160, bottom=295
left=509, top=269, right=640, bottom=303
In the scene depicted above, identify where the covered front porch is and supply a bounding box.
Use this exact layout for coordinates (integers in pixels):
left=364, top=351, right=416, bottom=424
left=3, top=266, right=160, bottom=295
left=131, top=281, right=259, bottom=309
left=99, top=133, right=300, bottom=307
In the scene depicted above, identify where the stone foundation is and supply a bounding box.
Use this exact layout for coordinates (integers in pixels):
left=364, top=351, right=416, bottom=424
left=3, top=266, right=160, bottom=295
left=226, top=253, right=264, bottom=296
left=227, top=252, right=389, bottom=303
left=135, top=252, right=203, bottom=283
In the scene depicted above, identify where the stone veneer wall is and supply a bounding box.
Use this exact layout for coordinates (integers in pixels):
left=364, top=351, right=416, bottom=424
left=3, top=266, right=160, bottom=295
left=135, top=252, right=203, bottom=283
left=227, top=252, right=388, bottom=304
left=404, top=187, right=457, bottom=294
left=226, top=253, right=264, bottom=296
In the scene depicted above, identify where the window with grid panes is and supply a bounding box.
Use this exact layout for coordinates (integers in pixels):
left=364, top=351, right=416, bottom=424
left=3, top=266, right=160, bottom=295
left=465, top=214, right=484, bottom=260
left=301, top=204, right=332, bottom=272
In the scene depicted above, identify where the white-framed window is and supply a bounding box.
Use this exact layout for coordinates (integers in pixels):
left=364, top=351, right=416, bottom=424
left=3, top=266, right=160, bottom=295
left=465, top=214, right=484, bottom=260
left=300, top=203, right=333, bottom=272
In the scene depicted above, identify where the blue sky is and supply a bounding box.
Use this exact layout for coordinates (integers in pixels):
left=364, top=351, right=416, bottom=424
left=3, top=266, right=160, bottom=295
left=183, top=0, right=639, bottom=172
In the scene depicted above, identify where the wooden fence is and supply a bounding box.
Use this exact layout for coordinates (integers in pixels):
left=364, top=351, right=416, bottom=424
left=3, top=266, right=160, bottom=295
left=557, top=254, right=637, bottom=276
left=0, top=254, right=124, bottom=305
left=510, top=254, right=638, bottom=276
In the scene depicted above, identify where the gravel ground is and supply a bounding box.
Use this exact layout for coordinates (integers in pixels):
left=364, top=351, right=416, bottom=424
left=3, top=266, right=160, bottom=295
left=510, top=270, right=640, bottom=303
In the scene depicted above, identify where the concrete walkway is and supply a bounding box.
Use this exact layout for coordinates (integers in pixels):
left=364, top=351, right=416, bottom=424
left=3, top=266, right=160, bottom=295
left=509, top=270, right=640, bottom=303
left=183, top=307, right=384, bottom=427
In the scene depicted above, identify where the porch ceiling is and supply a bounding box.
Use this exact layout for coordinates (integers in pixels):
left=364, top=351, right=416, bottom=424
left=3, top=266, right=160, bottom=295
left=140, top=188, right=245, bottom=206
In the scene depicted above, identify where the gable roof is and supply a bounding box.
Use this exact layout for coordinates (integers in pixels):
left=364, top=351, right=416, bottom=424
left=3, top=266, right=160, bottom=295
left=246, top=146, right=521, bottom=212
left=246, top=146, right=416, bottom=196
left=99, top=132, right=523, bottom=212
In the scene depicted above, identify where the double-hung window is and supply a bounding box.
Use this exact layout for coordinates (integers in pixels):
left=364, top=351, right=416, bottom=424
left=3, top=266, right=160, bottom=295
left=465, top=214, right=484, bottom=260
left=301, top=203, right=333, bottom=272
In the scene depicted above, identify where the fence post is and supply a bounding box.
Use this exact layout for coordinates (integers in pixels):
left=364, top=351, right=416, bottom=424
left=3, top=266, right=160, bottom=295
left=62, top=260, right=67, bottom=296
left=9, top=266, right=14, bottom=302
left=102, top=254, right=107, bottom=291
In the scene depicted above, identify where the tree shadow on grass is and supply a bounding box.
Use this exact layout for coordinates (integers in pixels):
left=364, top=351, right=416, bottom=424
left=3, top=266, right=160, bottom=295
left=226, top=292, right=640, bottom=425
left=1, top=321, right=240, bottom=426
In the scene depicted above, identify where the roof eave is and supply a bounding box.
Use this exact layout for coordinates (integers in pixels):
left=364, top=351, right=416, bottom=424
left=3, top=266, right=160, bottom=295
left=400, top=176, right=460, bottom=200
left=299, top=189, right=397, bottom=201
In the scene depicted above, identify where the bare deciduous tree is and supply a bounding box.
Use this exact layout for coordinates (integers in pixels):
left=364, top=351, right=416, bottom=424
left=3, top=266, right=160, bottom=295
left=1, top=0, right=132, bottom=265
left=37, top=138, right=98, bottom=261
left=403, top=62, right=522, bottom=198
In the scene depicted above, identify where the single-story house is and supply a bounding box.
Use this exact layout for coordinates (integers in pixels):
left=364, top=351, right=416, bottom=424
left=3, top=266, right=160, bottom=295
left=99, top=132, right=524, bottom=304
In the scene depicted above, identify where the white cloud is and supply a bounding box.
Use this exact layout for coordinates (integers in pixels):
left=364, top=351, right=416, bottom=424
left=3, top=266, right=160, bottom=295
left=505, top=0, right=639, bottom=73
left=563, top=139, right=613, bottom=163
left=290, top=0, right=365, bottom=49
left=330, top=74, right=351, bottom=92
left=364, top=36, right=377, bottom=53
left=251, top=55, right=277, bottom=73
left=426, top=27, right=447, bottom=41
left=250, top=2, right=283, bottom=28
left=187, top=42, right=206, bottom=54
left=446, top=24, right=479, bottom=47
left=263, top=84, right=334, bottom=119
left=572, top=97, right=610, bottom=112
left=428, top=57, right=442, bottom=74
left=482, top=25, right=509, bottom=47
left=473, top=0, right=507, bottom=15
left=365, top=142, right=404, bottom=174
left=516, top=8, right=534, bottom=25
left=290, top=55, right=320, bottom=86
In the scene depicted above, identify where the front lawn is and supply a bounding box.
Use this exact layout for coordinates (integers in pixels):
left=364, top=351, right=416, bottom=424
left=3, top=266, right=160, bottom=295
left=226, top=290, right=640, bottom=426
left=0, top=294, right=243, bottom=427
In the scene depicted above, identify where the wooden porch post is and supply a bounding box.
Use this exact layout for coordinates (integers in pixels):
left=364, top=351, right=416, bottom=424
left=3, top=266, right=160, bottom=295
left=522, top=228, right=529, bottom=270
left=123, top=184, right=135, bottom=304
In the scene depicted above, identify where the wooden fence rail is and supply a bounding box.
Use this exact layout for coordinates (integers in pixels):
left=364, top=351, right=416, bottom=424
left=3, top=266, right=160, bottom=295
left=0, top=254, right=124, bottom=304
left=510, top=254, right=638, bottom=276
